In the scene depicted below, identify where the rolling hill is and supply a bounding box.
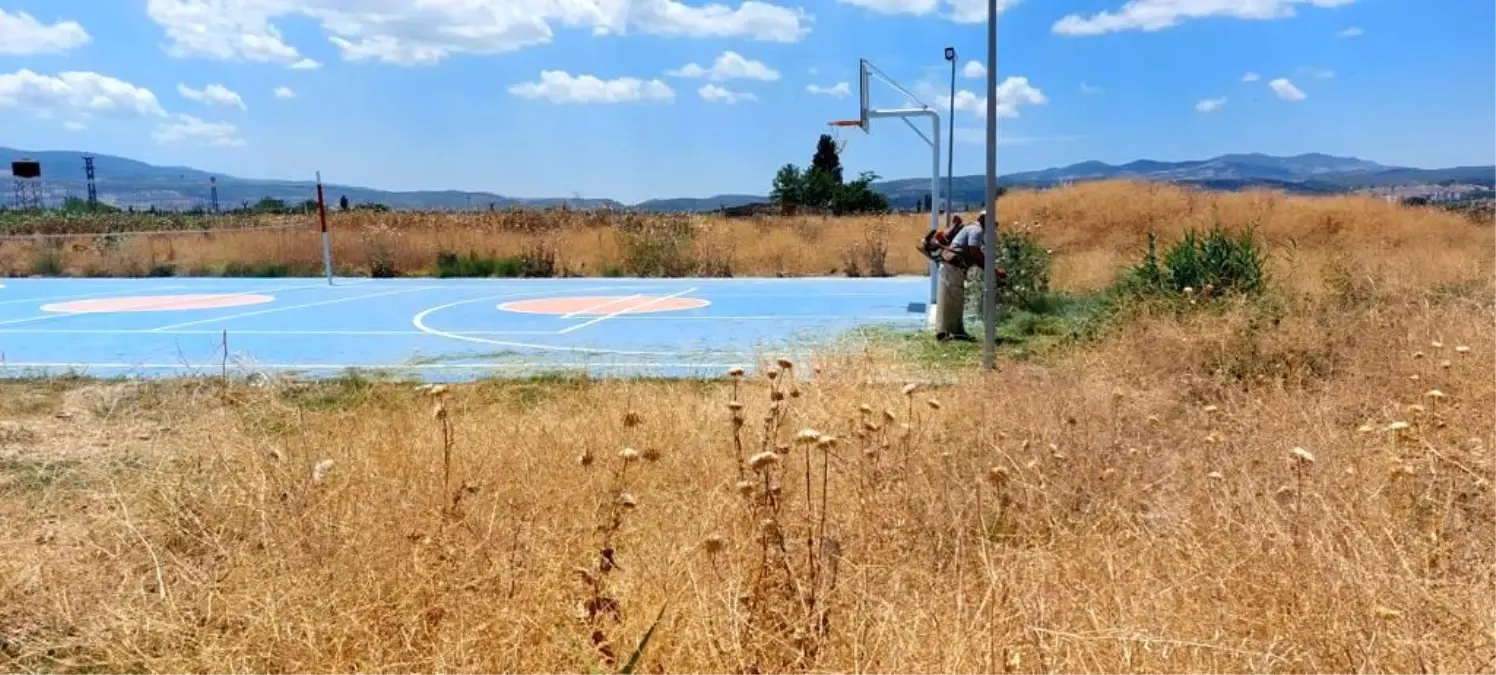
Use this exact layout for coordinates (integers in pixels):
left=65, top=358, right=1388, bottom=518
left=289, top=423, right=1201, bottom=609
left=3, top=146, right=1490, bottom=212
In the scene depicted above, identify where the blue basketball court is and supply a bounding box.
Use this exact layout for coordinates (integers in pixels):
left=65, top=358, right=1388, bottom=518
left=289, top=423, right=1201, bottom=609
left=0, top=277, right=929, bottom=380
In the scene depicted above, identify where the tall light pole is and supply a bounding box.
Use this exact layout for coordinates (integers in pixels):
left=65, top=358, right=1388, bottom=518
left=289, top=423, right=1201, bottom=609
left=981, top=0, right=999, bottom=371
left=943, top=46, right=956, bottom=231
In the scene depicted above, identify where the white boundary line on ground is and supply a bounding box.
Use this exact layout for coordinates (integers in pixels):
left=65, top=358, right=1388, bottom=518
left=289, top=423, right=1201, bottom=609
left=0, top=328, right=561, bottom=336
left=0, top=361, right=746, bottom=371
left=147, top=285, right=443, bottom=332
left=558, top=294, right=643, bottom=318
left=557, top=287, right=699, bottom=335
left=0, top=280, right=339, bottom=327
left=0, top=284, right=191, bottom=306
left=410, top=286, right=693, bottom=357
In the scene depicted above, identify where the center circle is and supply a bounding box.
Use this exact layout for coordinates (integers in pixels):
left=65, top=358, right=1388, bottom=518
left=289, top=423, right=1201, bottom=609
left=42, top=293, right=275, bottom=313
left=499, top=295, right=710, bottom=316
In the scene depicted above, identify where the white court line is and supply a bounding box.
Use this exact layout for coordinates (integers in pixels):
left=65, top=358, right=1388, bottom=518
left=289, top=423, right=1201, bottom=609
left=0, top=328, right=560, bottom=336
left=148, top=285, right=441, bottom=331
left=560, top=294, right=642, bottom=319
left=0, top=361, right=744, bottom=371
left=0, top=280, right=339, bottom=327
left=557, top=287, right=699, bottom=335
left=410, top=286, right=694, bottom=357
left=0, top=284, right=190, bottom=306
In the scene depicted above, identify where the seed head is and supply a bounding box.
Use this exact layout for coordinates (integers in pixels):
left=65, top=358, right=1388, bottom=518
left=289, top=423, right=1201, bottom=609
left=1146, top=415, right=1161, bottom=425
left=794, top=429, right=822, bottom=444
left=703, top=535, right=725, bottom=554
left=618, top=447, right=642, bottom=462
left=776, top=358, right=794, bottom=370
left=1424, top=389, right=1447, bottom=400
left=766, top=370, right=779, bottom=381
left=902, top=383, right=919, bottom=396
left=728, top=367, right=746, bottom=377
left=882, top=409, right=896, bottom=422
left=1203, top=405, right=1219, bottom=414
left=859, top=404, right=873, bottom=414
left=748, top=451, right=779, bottom=471
left=1385, top=421, right=1411, bottom=433
left=1440, top=359, right=1452, bottom=369
left=815, top=434, right=837, bottom=449
left=617, top=493, right=638, bottom=509
left=578, top=450, right=595, bottom=467
left=985, top=467, right=1009, bottom=486
left=622, top=411, right=642, bottom=428
left=1356, top=424, right=1374, bottom=433
left=311, top=459, right=335, bottom=485
left=1374, top=606, right=1402, bottom=621
left=642, top=447, right=660, bottom=462
left=735, top=480, right=753, bottom=496
left=727, top=401, right=744, bottom=411
left=1455, top=345, right=1471, bottom=353
left=1412, top=351, right=1426, bottom=359
left=1431, top=340, right=1444, bottom=348
left=1206, top=471, right=1224, bottom=481
left=1406, top=404, right=1426, bottom=414
left=774, top=443, right=790, bottom=455
left=1289, top=447, right=1316, bottom=465
left=926, top=398, right=941, bottom=410
left=1100, top=468, right=1117, bottom=480
left=426, top=384, right=449, bottom=398
left=432, top=403, right=448, bottom=420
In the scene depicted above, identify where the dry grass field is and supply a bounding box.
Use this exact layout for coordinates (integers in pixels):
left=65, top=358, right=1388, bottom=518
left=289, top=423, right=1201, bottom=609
left=1, top=181, right=1493, bottom=673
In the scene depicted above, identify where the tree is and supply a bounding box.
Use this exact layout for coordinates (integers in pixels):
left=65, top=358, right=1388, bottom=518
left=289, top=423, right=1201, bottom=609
left=810, top=133, right=844, bottom=184
left=769, top=164, right=804, bottom=212
left=767, top=133, right=889, bottom=216
left=255, top=197, right=288, bottom=213
left=339, top=194, right=350, bottom=211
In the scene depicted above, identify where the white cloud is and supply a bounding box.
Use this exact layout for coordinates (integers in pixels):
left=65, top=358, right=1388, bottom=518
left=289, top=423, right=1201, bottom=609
left=509, top=71, right=675, bottom=104
left=1080, top=82, right=1103, bottom=94
left=1337, top=26, right=1362, bottom=37
left=806, top=82, right=851, bottom=97
left=63, top=121, right=88, bottom=132
left=668, top=51, right=779, bottom=81
left=178, top=83, right=247, bottom=110
left=274, top=86, right=295, bottom=99
left=1268, top=77, right=1306, bottom=101
left=1053, top=0, right=1355, bottom=36
left=699, top=84, right=757, bottom=103
left=961, top=60, right=986, bottom=79
left=0, top=70, right=166, bottom=119
left=837, top=0, right=1018, bottom=24
left=146, top=0, right=811, bottom=67
left=1298, top=66, right=1335, bottom=79
left=1241, top=71, right=1261, bottom=82
left=921, top=76, right=1047, bottom=119
left=152, top=113, right=246, bottom=147
left=0, top=9, right=91, bottom=54
left=290, top=58, right=323, bottom=70
left=1195, top=96, right=1226, bottom=113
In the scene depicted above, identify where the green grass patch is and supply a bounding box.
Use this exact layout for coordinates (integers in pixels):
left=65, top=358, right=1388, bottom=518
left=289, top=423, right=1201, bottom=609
left=852, top=290, right=1119, bottom=369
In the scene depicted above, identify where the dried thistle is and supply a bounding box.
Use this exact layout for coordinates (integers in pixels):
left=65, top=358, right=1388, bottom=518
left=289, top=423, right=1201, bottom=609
left=618, top=447, right=642, bottom=463
left=1289, top=447, right=1316, bottom=465
left=748, top=451, right=779, bottom=471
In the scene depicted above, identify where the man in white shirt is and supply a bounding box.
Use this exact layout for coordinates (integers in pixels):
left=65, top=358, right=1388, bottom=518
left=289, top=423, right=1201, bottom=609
left=932, top=211, right=987, bottom=342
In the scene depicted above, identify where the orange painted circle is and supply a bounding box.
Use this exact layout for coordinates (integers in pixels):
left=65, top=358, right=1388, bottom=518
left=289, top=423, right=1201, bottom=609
left=499, top=295, right=710, bottom=316
left=42, top=293, right=275, bottom=313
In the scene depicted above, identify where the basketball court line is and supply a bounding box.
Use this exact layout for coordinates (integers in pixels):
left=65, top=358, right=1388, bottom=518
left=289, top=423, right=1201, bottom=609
left=0, top=361, right=747, bottom=372
left=147, top=284, right=442, bottom=332
left=0, top=284, right=191, bottom=306
left=0, top=277, right=925, bottom=379
left=557, top=287, right=699, bottom=335
left=559, top=295, right=643, bottom=318
left=0, top=280, right=346, bottom=327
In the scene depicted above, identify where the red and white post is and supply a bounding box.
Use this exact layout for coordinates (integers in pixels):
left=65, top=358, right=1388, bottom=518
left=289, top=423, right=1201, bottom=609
left=315, top=171, right=333, bottom=285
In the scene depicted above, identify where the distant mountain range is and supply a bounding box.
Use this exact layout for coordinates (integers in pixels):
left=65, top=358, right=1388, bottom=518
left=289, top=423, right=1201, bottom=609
left=3, top=147, right=1491, bottom=213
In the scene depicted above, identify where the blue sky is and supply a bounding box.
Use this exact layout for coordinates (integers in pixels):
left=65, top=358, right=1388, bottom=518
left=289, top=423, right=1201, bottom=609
left=0, top=0, right=1492, bottom=203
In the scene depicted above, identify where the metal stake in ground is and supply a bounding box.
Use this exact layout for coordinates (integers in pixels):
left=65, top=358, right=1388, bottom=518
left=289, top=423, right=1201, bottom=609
left=316, top=171, right=334, bottom=286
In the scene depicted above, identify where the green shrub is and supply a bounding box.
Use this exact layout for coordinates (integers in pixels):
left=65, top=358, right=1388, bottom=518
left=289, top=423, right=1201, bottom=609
left=962, top=228, right=1053, bottom=316
left=433, top=248, right=557, bottom=278
left=221, top=261, right=291, bottom=277
left=31, top=245, right=64, bottom=276
left=1123, top=225, right=1266, bottom=298
left=618, top=214, right=697, bottom=277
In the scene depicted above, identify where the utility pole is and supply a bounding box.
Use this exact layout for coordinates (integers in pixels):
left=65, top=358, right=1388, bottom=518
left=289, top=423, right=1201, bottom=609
left=943, top=47, right=957, bottom=233
left=981, top=0, right=999, bottom=371
left=209, top=176, right=220, bottom=213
